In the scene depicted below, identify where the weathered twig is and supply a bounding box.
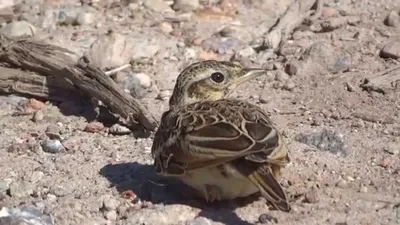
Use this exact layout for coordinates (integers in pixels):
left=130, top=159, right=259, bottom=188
left=0, top=34, right=158, bottom=131
left=360, top=65, right=400, bottom=94
left=264, top=0, right=322, bottom=49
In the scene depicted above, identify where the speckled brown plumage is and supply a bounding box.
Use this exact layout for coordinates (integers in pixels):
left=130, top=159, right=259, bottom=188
left=151, top=60, right=291, bottom=212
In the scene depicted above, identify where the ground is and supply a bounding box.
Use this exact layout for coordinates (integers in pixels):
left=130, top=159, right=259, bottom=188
left=0, top=0, right=399, bottom=225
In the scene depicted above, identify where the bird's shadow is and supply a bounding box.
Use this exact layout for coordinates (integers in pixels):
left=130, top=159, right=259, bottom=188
left=100, top=162, right=265, bottom=225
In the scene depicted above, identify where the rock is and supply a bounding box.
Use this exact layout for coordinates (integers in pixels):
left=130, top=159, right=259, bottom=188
left=380, top=42, right=400, bottom=59
left=173, top=0, right=199, bottom=12
left=0, top=206, right=53, bottom=225
left=187, top=217, right=212, bottom=225
left=384, top=11, right=400, bottom=28
left=258, top=214, right=278, bottom=224
left=50, top=185, right=70, bottom=197
left=84, top=33, right=160, bottom=70
left=201, top=37, right=243, bottom=54
left=109, top=124, right=131, bottom=135
left=322, top=7, right=338, bottom=17
left=184, top=48, right=197, bottom=59
left=84, top=121, right=105, bottom=133
left=359, top=185, right=368, bottom=193
left=304, top=188, right=320, bottom=203
left=282, top=80, right=295, bottom=91
left=274, top=70, right=289, bottom=82
left=144, top=0, right=174, bottom=13
left=45, top=125, right=61, bottom=140
left=336, top=179, right=348, bottom=188
left=75, top=12, right=95, bottom=25
left=27, top=99, right=45, bottom=112
left=29, top=171, right=44, bottom=183
left=102, top=195, right=120, bottom=211
left=235, top=46, right=256, bottom=58
left=296, top=128, right=347, bottom=154
left=104, top=210, right=117, bottom=221
left=134, top=73, right=152, bottom=89
left=32, top=110, right=44, bottom=122
left=9, top=181, right=33, bottom=198
left=159, top=22, right=173, bottom=33
left=0, top=180, right=10, bottom=194
left=380, top=158, right=390, bottom=168
left=41, top=140, right=66, bottom=154
left=157, top=90, right=171, bottom=100
left=0, top=20, right=37, bottom=38
left=285, top=60, right=301, bottom=75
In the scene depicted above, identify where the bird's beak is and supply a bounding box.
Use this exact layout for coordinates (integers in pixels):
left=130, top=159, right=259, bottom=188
left=230, top=68, right=266, bottom=87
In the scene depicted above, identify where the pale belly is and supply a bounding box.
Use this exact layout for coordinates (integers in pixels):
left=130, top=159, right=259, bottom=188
left=179, top=163, right=259, bottom=201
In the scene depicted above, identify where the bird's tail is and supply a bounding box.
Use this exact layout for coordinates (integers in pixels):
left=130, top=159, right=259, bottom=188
left=245, top=164, right=291, bottom=212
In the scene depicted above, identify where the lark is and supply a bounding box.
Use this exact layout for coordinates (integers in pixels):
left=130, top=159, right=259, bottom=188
left=151, top=60, right=291, bottom=212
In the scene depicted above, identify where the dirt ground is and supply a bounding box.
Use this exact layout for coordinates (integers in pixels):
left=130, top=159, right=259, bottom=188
left=0, top=0, right=399, bottom=225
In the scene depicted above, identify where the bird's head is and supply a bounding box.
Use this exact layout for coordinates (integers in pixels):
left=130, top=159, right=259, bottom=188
left=169, top=60, right=266, bottom=109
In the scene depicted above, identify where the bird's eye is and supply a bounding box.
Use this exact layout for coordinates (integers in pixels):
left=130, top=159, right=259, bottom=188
left=210, top=72, right=225, bottom=83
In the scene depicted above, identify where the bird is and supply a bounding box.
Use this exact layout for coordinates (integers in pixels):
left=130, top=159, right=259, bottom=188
left=151, top=60, right=291, bottom=212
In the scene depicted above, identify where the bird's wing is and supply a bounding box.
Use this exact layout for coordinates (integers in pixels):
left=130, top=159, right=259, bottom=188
left=151, top=99, right=289, bottom=176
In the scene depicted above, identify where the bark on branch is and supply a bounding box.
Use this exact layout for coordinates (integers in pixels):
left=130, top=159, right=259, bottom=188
left=0, top=34, right=158, bottom=131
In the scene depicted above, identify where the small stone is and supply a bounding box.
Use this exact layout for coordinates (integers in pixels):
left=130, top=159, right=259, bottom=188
left=32, top=110, right=44, bottom=122
left=75, top=12, right=95, bottom=25
left=30, top=171, right=44, bottom=183
left=134, top=73, right=152, bottom=89
left=274, top=70, right=289, bottom=82
left=184, top=48, right=197, bottom=59
left=27, top=98, right=45, bottom=111
left=285, top=61, right=300, bottom=75
left=296, top=128, right=347, bottom=154
left=380, top=41, right=400, bottom=59
left=173, top=0, right=199, bottom=12
left=103, top=195, right=120, bottom=211
left=84, top=121, right=105, bottom=133
left=384, top=11, right=400, bottom=28
left=304, top=188, right=320, bottom=203
left=0, top=20, right=36, bottom=38
left=192, top=38, right=203, bottom=46
left=187, top=217, right=212, bottom=225
left=144, top=0, right=174, bottom=13
left=50, top=184, right=69, bottom=197
left=41, top=140, right=66, bottom=154
left=258, top=213, right=278, bottom=224
left=282, top=80, right=295, bottom=91
left=104, top=210, right=117, bottom=221
left=160, top=21, right=173, bottom=33
left=199, top=51, right=220, bottom=61
left=380, top=158, right=390, bottom=168
left=336, top=179, right=348, bottom=188
left=0, top=180, right=10, bottom=194
left=45, top=124, right=61, bottom=140
left=235, top=46, right=256, bottom=58
left=45, top=194, right=57, bottom=203
left=9, top=181, right=33, bottom=198
left=109, top=124, right=131, bottom=135
left=322, top=7, right=338, bottom=17
left=359, top=185, right=368, bottom=193
left=157, top=90, right=171, bottom=100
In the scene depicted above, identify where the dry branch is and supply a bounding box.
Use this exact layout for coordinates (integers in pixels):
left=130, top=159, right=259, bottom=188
left=0, top=35, right=157, bottom=131
left=264, top=0, right=322, bottom=49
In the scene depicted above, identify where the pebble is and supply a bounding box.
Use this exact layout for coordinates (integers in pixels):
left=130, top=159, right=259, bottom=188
left=41, top=140, right=66, bottom=153
left=84, top=121, right=105, bottom=133
left=0, top=20, right=37, bottom=38
left=380, top=41, right=400, bottom=59
left=75, top=12, right=95, bottom=25
left=199, top=51, right=220, bottom=61
left=384, top=11, right=400, bottom=28
left=9, top=181, right=34, bottom=198
left=157, top=90, right=172, bottom=100
left=274, top=70, right=289, bottom=82
left=160, top=21, right=173, bottom=33
left=336, top=179, right=348, bottom=188
left=173, top=0, right=199, bottom=12
left=104, top=210, right=117, bottom=221
left=184, top=48, right=197, bottom=59
left=45, top=125, right=61, bottom=140
left=103, top=195, right=120, bottom=211
left=187, top=217, right=212, bottom=225
left=0, top=179, right=10, bottom=194
left=258, top=213, right=278, bottom=224
left=50, top=185, right=70, bottom=197
left=282, top=80, right=295, bottom=91
left=27, top=99, right=46, bottom=111
left=32, top=110, right=44, bottom=122
left=285, top=60, right=301, bottom=75
left=45, top=194, right=57, bottom=203
left=144, top=0, right=174, bottom=13
left=359, top=185, right=368, bottom=193
left=296, top=128, right=347, bottom=154
left=134, top=73, right=152, bottom=89
left=30, top=171, right=44, bottom=183
left=109, top=124, right=131, bottom=135
left=304, top=188, right=320, bottom=203
left=235, top=46, right=256, bottom=58
left=380, top=158, right=390, bottom=168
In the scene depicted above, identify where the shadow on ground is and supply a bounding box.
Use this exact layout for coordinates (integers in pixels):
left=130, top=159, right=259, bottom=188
left=100, top=162, right=264, bottom=225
